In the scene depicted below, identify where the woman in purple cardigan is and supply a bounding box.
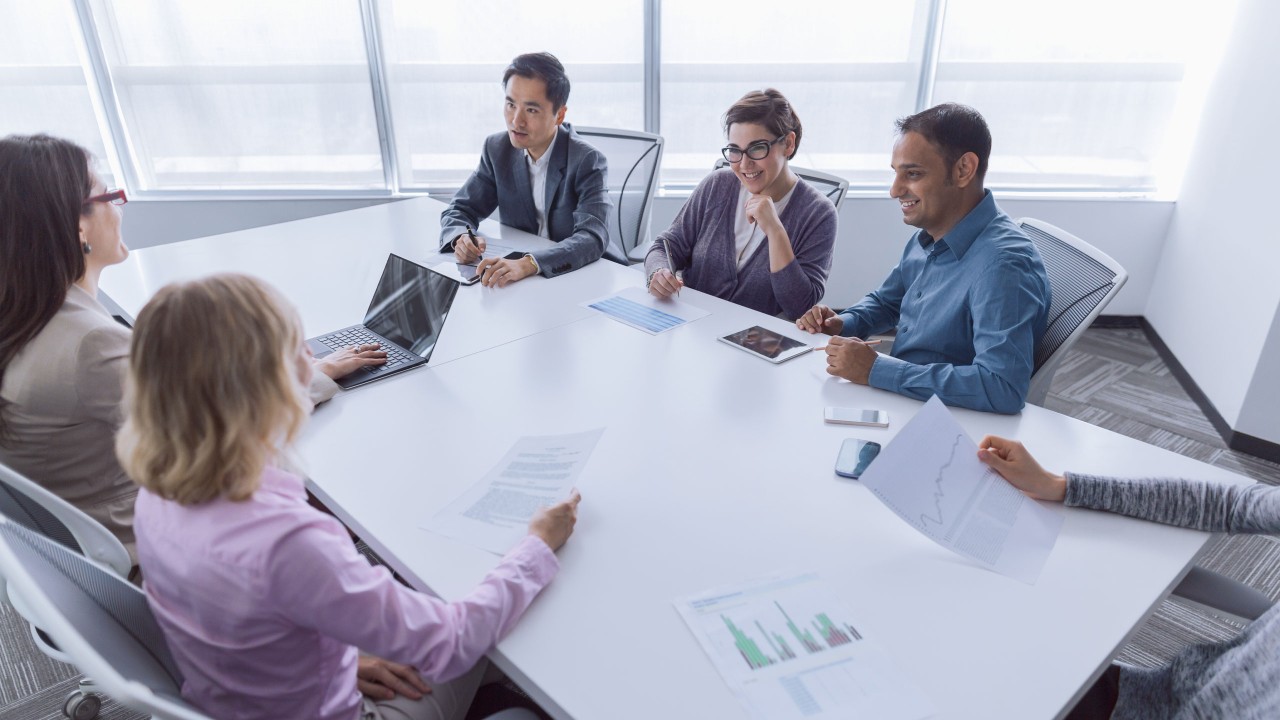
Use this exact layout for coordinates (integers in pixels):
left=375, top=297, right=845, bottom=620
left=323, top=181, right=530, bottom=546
left=645, top=89, right=837, bottom=320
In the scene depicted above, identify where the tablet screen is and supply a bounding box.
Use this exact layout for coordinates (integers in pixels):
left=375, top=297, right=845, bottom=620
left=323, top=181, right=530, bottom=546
left=720, top=325, right=807, bottom=359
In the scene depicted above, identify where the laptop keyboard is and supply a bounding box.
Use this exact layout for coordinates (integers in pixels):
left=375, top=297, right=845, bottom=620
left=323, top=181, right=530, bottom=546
left=316, top=328, right=418, bottom=373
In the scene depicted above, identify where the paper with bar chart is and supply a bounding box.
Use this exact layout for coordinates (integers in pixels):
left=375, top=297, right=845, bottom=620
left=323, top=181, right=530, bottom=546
left=582, top=286, right=709, bottom=335
left=675, top=572, right=933, bottom=720
left=858, top=396, right=1065, bottom=584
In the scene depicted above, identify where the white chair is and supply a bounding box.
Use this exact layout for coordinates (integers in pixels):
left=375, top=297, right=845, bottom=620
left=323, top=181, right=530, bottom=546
left=573, top=126, right=664, bottom=265
left=1017, top=218, right=1129, bottom=406
left=0, top=459, right=133, bottom=718
left=0, top=515, right=208, bottom=720
left=712, top=159, right=850, bottom=210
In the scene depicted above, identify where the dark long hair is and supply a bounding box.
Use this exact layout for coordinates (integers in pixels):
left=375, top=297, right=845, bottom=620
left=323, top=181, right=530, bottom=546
left=0, top=134, right=94, bottom=440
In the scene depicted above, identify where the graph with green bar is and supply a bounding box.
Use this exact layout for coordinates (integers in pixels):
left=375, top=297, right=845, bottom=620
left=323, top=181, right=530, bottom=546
left=721, top=599, right=863, bottom=671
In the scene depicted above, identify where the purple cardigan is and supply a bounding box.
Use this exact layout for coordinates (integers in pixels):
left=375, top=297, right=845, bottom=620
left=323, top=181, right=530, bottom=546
left=645, top=169, right=837, bottom=319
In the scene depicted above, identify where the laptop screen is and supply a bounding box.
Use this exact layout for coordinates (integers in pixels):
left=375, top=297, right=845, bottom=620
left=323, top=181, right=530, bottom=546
left=362, top=254, right=459, bottom=358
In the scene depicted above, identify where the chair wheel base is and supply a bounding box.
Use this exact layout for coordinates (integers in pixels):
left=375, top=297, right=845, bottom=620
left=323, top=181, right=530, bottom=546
left=63, top=689, right=101, bottom=720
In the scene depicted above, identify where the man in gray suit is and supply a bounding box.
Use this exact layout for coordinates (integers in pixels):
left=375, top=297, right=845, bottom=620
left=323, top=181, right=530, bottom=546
left=441, top=52, right=611, bottom=288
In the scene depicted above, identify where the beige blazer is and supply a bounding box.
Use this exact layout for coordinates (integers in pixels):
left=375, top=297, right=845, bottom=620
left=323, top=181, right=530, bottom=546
left=0, top=285, right=339, bottom=563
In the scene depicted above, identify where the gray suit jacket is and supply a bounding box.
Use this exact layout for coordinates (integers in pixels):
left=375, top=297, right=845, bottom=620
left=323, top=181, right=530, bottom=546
left=439, top=123, right=611, bottom=277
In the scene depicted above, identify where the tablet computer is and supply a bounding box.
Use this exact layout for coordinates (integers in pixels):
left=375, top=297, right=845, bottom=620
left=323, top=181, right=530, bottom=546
left=717, top=325, right=811, bottom=364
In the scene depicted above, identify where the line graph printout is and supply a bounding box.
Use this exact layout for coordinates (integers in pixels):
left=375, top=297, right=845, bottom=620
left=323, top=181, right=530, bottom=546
left=675, top=572, right=934, bottom=720
left=858, top=396, right=1064, bottom=584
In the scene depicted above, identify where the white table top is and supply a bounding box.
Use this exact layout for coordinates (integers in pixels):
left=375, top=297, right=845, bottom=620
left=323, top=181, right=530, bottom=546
left=101, top=197, right=1244, bottom=720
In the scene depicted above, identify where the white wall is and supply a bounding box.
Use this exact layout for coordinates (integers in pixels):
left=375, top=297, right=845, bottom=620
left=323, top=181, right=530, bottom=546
left=1238, top=308, right=1280, bottom=440
left=125, top=198, right=395, bottom=250
left=651, top=194, right=1172, bottom=315
left=1144, top=0, right=1280, bottom=443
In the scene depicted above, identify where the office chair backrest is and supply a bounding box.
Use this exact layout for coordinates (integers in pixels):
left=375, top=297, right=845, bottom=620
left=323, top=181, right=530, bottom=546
left=574, top=126, right=664, bottom=264
left=711, top=159, right=850, bottom=210
left=0, top=516, right=210, bottom=720
left=0, top=459, right=131, bottom=577
left=1019, top=218, right=1128, bottom=406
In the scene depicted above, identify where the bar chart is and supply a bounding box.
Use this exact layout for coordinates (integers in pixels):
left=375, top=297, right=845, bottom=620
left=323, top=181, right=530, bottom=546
left=676, top=572, right=933, bottom=720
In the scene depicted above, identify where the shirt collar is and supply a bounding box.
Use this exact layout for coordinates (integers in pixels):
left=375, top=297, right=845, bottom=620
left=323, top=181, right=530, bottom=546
left=65, top=283, right=112, bottom=318
left=525, top=128, right=558, bottom=170
left=915, top=189, right=997, bottom=259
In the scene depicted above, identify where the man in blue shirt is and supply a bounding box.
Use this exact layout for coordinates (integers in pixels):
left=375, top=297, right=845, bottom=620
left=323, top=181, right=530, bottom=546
left=797, top=103, right=1049, bottom=414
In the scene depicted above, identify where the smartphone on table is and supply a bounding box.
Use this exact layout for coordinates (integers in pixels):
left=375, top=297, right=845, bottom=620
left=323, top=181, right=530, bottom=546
left=824, top=407, right=889, bottom=427
left=834, top=438, right=882, bottom=479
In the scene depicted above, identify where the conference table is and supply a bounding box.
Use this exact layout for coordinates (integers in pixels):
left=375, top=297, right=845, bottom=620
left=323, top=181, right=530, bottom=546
left=101, top=196, right=1247, bottom=720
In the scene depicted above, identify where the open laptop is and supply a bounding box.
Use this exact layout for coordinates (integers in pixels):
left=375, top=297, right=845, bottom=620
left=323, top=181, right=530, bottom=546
left=306, top=253, right=460, bottom=390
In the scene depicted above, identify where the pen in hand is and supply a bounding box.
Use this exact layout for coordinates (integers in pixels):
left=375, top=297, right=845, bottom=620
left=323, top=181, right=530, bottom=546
left=465, top=225, right=486, bottom=262
left=812, top=339, right=882, bottom=352
left=661, top=236, right=682, bottom=297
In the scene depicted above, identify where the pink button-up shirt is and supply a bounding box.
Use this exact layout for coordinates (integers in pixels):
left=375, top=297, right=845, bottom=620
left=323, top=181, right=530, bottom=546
left=134, top=466, right=559, bottom=720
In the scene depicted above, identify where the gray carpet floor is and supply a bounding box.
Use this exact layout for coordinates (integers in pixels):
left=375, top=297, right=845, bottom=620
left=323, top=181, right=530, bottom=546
left=1, top=327, right=1277, bottom=717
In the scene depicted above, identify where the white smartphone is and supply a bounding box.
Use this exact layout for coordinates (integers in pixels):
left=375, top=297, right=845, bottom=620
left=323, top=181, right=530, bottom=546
left=824, top=407, right=889, bottom=427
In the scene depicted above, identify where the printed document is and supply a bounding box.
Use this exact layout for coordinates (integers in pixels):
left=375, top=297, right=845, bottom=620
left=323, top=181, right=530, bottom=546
left=423, top=429, right=603, bottom=554
left=675, top=572, right=933, bottom=720
left=858, top=396, right=1064, bottom=583
left=582, top=286, right=710, bottom=335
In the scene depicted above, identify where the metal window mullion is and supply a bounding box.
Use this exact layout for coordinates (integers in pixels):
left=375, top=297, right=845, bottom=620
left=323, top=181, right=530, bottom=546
left=69, top=0, right=142, bottom=192
left=644, top=0, right=660, bottom=135
left=358, top=0, right=399, bottom=195
left=913, top=0, right=947, bottom=112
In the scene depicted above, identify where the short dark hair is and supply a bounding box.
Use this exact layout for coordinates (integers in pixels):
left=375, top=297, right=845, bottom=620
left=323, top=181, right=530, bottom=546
left=502, top=52, right=570, bottom=111
left=0, top=134, right=94, bottom=441
left=895, top=103, right=991, bottom=181
left=722, top=88, right=803, bottom=159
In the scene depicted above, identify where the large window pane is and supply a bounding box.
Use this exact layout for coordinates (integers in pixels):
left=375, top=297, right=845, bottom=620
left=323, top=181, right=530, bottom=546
left=90, top=0, right=382, bottom=189
left=0, top=1, right=114, bottom=184
left=936, top=0, right=1203, bottom=190
left=661, top=0, right=930, bottom=187
left=381, top=0, right=644, bottom=190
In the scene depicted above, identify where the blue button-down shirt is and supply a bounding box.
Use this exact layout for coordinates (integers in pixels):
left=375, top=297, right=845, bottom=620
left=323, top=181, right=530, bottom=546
left=838, top=191, right=1050, bottom=414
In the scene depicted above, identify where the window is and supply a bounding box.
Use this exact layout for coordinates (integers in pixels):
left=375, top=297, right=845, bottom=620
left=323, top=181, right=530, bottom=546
left=661, top=0, right=930, bottom=187
left=89, top=0, right=383, bottom=189
left=0, top=1, right=114, bottom=183
left=935, top=0, right=1207, bottom=191
left=378, top=0, right=644, bottom=190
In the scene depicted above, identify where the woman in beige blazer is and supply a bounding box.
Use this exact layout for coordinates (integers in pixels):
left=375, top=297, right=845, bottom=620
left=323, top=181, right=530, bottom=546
left=0, top=134, right=385, bottom=563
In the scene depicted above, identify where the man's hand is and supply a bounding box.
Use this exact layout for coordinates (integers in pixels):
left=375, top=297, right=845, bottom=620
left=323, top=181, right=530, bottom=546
left=477, top=256, right=537, bottom=288
left=824, top=336, right=878, bottom=384
left=314, top=343, right=387, bottom=381
left=453, top=232, right=487, bottom=264
left=647, top=268, right=684, bottom=299
left=357, top=655, right=431, bottom=701
left=797, top=305, right=844, bottom=335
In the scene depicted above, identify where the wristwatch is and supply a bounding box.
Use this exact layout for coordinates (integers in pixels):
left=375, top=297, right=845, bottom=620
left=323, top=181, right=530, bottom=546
left=523, top=253, right=540, bottom=275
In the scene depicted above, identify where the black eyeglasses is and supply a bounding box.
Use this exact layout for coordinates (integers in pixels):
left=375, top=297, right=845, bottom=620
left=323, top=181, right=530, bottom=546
left=721, top=135, right=787, bottom=163
left=84, top=189, right=128, bottom=206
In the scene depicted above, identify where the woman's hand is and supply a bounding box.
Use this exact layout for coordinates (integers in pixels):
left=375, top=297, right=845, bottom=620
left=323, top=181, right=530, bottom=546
left=745, top=193, right=782, bottom=234
left=647, top=268, right=684, bottom=299
left=357, top=655, right=431, bottom=701
left=977, top=436, right=1067, bottom=502
left=529, top=490, right=582, bottom=552
left=314, top=343, right=387, bottom=380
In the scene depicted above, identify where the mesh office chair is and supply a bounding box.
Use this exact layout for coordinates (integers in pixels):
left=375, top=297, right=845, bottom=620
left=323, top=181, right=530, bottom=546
left=573, top=127, right=664, bottom=265
left=1019, top=218, right=1129, bottom=407
left=0, top=516, right=208, bottom=720
left=1017, top=221, right=1273, bottom=621
left=0, top=460, right=133, bottom=718
left=712, top=159, right=850, bottom=210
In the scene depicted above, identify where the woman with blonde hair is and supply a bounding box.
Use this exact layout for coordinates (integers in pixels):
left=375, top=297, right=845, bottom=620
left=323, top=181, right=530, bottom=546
left=121, top=273, right=579, bottom=720
left=0, top=134, right=385, bottom=563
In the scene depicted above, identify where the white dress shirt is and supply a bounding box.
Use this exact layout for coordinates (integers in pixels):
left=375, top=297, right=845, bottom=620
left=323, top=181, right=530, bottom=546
left=526, top=131, right=559, bottom=239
